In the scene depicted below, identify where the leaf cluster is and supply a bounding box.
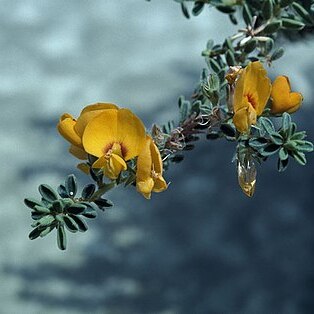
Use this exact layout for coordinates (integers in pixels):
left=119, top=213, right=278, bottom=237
left=25, top=174, right=113, bottom=250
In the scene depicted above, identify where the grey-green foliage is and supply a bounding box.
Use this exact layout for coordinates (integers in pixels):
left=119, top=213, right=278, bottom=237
left=25, top=174, right=113, bottom=250
left=248, top=113, right=313, bottom=172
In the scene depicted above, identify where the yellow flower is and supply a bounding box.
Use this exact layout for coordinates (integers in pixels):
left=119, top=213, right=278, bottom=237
left=271, top=75, right=303, bottom=114
left=233, top=61, right=271, bottom=133
left=136, top=136, right=167, bottom=199
left=57, top=103, right=118, bottom=159
left=82, top=108, right=146, bottom=180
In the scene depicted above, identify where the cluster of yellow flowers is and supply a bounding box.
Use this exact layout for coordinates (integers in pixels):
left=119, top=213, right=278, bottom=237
left=57, top=104, right=167, bottom=199
left=232, top=61, right=303, bottom=133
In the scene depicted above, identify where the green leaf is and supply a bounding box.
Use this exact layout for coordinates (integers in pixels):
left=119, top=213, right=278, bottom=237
left=57, top=224, right=67, bottom=250
left=229, top=14, right=238, bottom=25
left=282, top=112, right=291, bottom=131
left=242, top=3, right=253, bottom=25
left=262, top=0, right=273, bottom=20
left=69, top=215, right=88, bottom=232
left=206, top=39, right=214, bottom=50
left=81, top=203, right=98, bottom=219
left=277, top=157, right=289, bottom=172
left=36, top=215, right=55, bottom=227
left=284, top=140, right=298, bottom=151
left=31, top=211, right=46, bottom=220
left=263, top=20, right=282, bottom=34
left=270, top=132, right=284, bottom=145
left=65, top=174, right=77, bottom=198
left=290, top=131, right=306, bottom=141
left=180, top=2, right=190, bottom=19
left=249, top=137, right=269, bottom=149
left=259, top=117, right=275, bottom=134
left=63, top=216, right=79, bottom=233
left=67, top=203, right=86, bottom=215
left=94, top=198, right=114, bottom=210
left=81, top=184, right=96, bottom=199
left=52, top=200, right=63, bottom=213
left=291, top=150, right=307, bottom=165
left=282, top=18, right=305, bottom=30
left=226, top=49, right=236, bottom=66
left=220, top=123, right=236, bottom=138
left=261, top=144, right=280, bottom=156
left=192, top=1, right=205, bottom=16
left=295, top=140, right=314, bottom=152
left=39, top=184, right=59, bottom=203
left=271, top=47, right=284, bottom=61
left=264, top=38, right=274, bottom=54
left=216, top=5, right=236, bottom=14
left=244, top=39, right=257, bottom=53
left=57, top=184, right=68, bottom=198
left=29, top=227, right=43, bottom=240
left=288, top=122, right=297, bottom=138
left=279, top=147, right=288, bottom=160
left=40, top=225, right=55, bottom=238
left=24, top=198, right=43, bottom=210
left=292, top=2, right=313, bottom=25
left=34, top=205, right=51, bottom=214
left=209, top=58, right=221, bottom=73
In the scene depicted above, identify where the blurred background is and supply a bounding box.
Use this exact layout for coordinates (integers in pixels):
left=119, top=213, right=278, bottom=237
left=1, top=0, right=314, bottom=313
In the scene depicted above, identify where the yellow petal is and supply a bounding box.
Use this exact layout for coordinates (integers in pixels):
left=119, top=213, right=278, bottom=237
left=152, top=175, right=168, bottom=193
left=234, top=62, right=271, bottom=116
left=57, top=113, right=82, bottom=147
left=75, top=103, right=119, bottom=137
left=136, top=136, right=153, bottom=185
left=105, top=154, right=127, bottom=179
left=243, top=61, right=271, bottom=116
left=116, top=109, right=146, bottom=160
left=69, top=145, right=88, bottom=160
left=150, top=138, right=163, bottom=174
left=137, top=178, right=154, bottom=199
left=92, top=155, right=107, bottom=168
left=271, top=76, right=303, bottom=114
left=233, top=102, right=256, bottom=134
left=82, top=108, right=146, bottom=159
left=92, top=154, right=127, bottom=180
left=136, top=136, right=167, bottom=198
left=80, top=102, right=118, bottom=115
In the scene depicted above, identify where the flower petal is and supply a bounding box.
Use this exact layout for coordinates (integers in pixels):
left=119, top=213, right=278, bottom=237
left=137, top=179, right=154, bottom=199
left=69, top=145, right=87, bottom=160
left=116, top=109, right=146, bottom=160
left=136, top=136, right=167, bottom=198
left=152, top=176, right=168, bottom=193
left=83, top=109, right=119, bottom=157
left=271, top=76, right=302, bottom=114
left=136, top=136, right=152, bottom=184
left=82, top=108, right=146, bottom=159
left=92, top=154, right=127, bottom=180
left=57, top=113, right=82, bottom=147
left=233, top=103, right=256, bottom=133
left=243, top=61, right=271, bottom=115
left=75, top=103, right=118, bottom=137
left=234, top=61, right=271, bottom=115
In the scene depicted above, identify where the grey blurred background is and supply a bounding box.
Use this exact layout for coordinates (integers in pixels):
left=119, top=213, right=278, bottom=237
left=1, top=1, right=314, bottom=313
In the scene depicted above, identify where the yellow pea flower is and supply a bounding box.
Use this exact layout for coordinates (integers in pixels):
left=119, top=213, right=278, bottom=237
left=57, top=103, right=118, bottom=159
left=82, top=108, right=146, bottom=180
left=271, top=76, right=303, bottom=114
left=136, top=136, right=167, bottom=199
left=233, top=61, right=271, bottom=133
